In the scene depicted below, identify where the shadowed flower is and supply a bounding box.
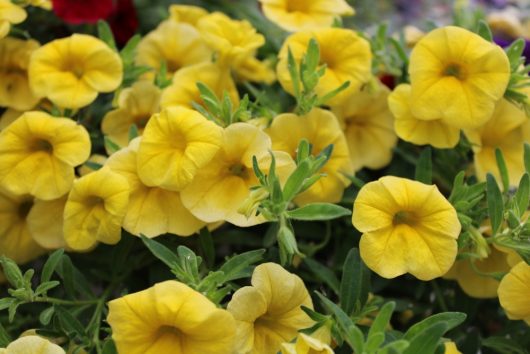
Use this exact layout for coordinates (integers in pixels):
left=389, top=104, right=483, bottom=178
left=281, top=333, right=334, bottom=354
left=0, top=335, right=65, bottom=354
left=352, top=176, right=461, bottom=280
left=498, top=261, right=530, bottom=325
left=29, top=34, right=123, bottom=109
left=0, top=0, right=26, bottom=39
left=169, top=4, right=208, bottom=26
left=107, top=280, right=236, bottom=354
left=227, top=263, right=314, bottom=354
left=444, top=342, right=462, bottom=354
left=63, top=167, right=129, bottom=251
left=0, top=111, right=91, bottom=200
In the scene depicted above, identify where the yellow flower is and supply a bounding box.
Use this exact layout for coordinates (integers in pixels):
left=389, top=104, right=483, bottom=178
left=464, top=98, right=530, bottom=186
left=63, top=167, right=129, bottom=251
left=409, top=26, right=510, bottom=129
left=29, top=34, right=123, bottom=109
left=234, top=56, right=276, bottom=84
left=388, top=84, right=461, bottom=149
left=101, top=81, right=161, bottom=148
left=267, top=108, right=352, bottom=205
left=107, top=138, right=205, bottom=237
left=0, top=111, right=91, bottom=200
left=0, top=0, right=26, bottom=39
left=227, top=263, right=314, bottom=354
left=26, top=195, right=67, bottom=250
left=160, top=62, right=239, bottom=110
left=498, top=261, right=530, bottom=325
left=281, top=333, right=334, bottom=354
left=0, top=37, right=40, bottom=110
left=443, top=247, right=511, bottom=298
left=0, top=190, right=43, bottom=264
left=198, top=12, right=265, bottom=66
left=78, top=154, right=107, bottom=176
left=181, top=123, right=295, bottom=227
left=137, top=106, right=223, bottom=191
left=444, top=342, right=462, bottom=354
left=331, top=83, right=397, bottom=171
left=258, top=0, right=354, bottom=32
left=107, top=280, right=236, bottom=354
left=136, top=20, right=211, bottom=79
left=0, top=108, right=22, bottom=130
left=352, top=176, right=461, bottom=280
left=0, top=335, right=65, bottom=354
left=277, top=28, right=372, bottom=105
left=169, top=4, right=208, bottom=26
left=403, top=25, right=425, bottom=48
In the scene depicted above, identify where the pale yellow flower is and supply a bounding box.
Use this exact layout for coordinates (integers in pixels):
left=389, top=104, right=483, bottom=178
left=444, top=342, right=462, bottom=354
left=234, top=56, right=276, bottom=84
left=107, top=280, right=236, bottom=354
left=259, top=0, right=354, bottom=32
left=498, top=261, right=530, bottom=325
left=29, top=34, right=123, bottom=109
left=352, top=176, right=461, bottom=280
left=0, top=335, right=65, bottom=354
left=0, top=0, right=26, bottom=39
left=281, top=333, right=334, bottom=354
left=277, top=28, right=372, bottom=105
left=169, top=4, right=208, bottom=26
left=27, top=195, right=67, bottom=249
left=227, top=263, right=314, bottom=354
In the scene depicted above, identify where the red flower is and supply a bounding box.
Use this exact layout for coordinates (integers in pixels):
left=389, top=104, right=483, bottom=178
left=108, top=0, right=138, bottom=46
left=52, top=0, right=115, bottom=24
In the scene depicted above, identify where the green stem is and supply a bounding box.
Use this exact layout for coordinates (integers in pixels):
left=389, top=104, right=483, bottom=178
left=34, top=297, right=99, bottom=306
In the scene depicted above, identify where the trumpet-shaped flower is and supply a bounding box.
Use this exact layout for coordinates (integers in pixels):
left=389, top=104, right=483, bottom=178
left=137, top=106, right=223, bottom=191
left=0, top=37, right=40, bottom=110
left=0, top=111, right=91, bottom=200
left=0, top=108, right=22, bottom=130
left=235, top=56, right=276, bottom=84
left=181, top=123, right=295, bottom=227
left=409, top=26, right=510, bottom=129
left=258, top=0, right=354, bottom=32
left=27, top=195, right=67, bottom=249
left=0, top=190, right=43, bottom=264
left=136, top=20, right=211, bottom=79
left=277, top=28, right=372, bottom=105
left=444, top=342, right=462, bottom=354
left=352, top=176, right=461, bottom=280
left=464, top=98, right=530, bottom=185
left=498, top=261, right=530, bottom=325
left=281, top=333, right=334, bottom=354
left=388, top=84, right=461, bottom=149
left=160, top=62, right=239, bottom=109
left=169, top=4, right=208, bottom=26
left=0, top=335, right=65, bottom=354
left=267, top=108, right=352, bottom=205
left=0, top=0, right=26, bottom=39
left=107, top=138, right=205, bottom=237
left=63, top=167, right=129, bottom=251
left=227, top=263, right=314, bottom=354
left=29, top=34, right=123, bottom=109
left=331, top=84, right=397, bottom=171
left=107, top=280, right=236, bottom=354
left=102, top=81, right=161, bottom=148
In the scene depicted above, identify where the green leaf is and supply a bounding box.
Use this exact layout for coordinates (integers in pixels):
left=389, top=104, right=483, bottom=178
left=486, top=173, right=504, bottom=235
left=403, top=322, right=448, bottom=354
left=104, top=136, right=121, bottom=154
left=287, top=47, right=301, bottom=100
left=505, top=38, right=526, bottom=69
left=35, top=281, right=60, bottom=296
left=97, top=20, right=117, bottom=51
left=0, top=257, right=24, bottom=288
left=296, top=139, right=311, bottom=163
left=0, top=323, right=11, bottom=348
left=197, top=82, right=222, bottom=116
left=128, top=124, right=139, bottom=142
left=176, top=246, right=201, bottom=283
left=120, top=34, right=141, bottom=64
left=303, top=257, right=340, bottom=295
left=286, top=203, right=351, bottom=221
left=0, top=298, right=14, bottom=311
left=515, top=173, right=530, bottom=217
left=524, top=143, right=530, bottom=173
left=55, top=306, right=87, bottom=338
left=84, top=161, right=103, bottom=171
left=277, top=225, right=299, bottom=265
left=58, top=255, right=75, bottom=299
left=415, top=147, right=432, bottom=184
left=379, top=340, right=410, bottom=354
left=39, top=306, right=55, bottom=325
left=304, top=38, right=320, bottom=74
left=140, top=235, right=179, bottom=269
left=482, top=336, right=527, bottom=354
left=41, top=249, right=64, bottom=283
left=283, top=159, right=311, bottom=202
left=346, top=324, right=365, bottom=354
left=476, top=20, right=493, bottom=41
left=367, top=302, right=396, bottom=340
left=403, top=312, right=466, bottom=340
left=495, top=148, right=510, bottom=192
left=219, top=249, right=265, bottom=282
left=340, top=248, right=371, bottom=315
left=102, top=339, right=118, bottom=354
left=364, top=332, right=385, bottom=353
left=316, top=80, right=350, bottom=106
left=199, top=228, right=215, bottom=269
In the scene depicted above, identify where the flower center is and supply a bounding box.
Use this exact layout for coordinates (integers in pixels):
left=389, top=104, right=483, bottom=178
left=85, top=196, right=104, bottom=208
left=156, top=325, right=182, bottom=341
left=18, top=199, right=33, bottom=219
left=31, top=139, right=53, bottom=153
left=134, top=114, right=151, bottom=129
left=229, top=163, right=249, bottom=178
left=286, top=0, right=310, bottom=12
left=392, top=211, right=417, bottom=226
left=442, top=63, right=465, bottom=80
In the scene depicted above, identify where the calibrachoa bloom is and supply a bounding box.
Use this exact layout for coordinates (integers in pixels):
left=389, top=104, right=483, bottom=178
left=26, top=195, right=67, bottom=249
left=227, top=263, right=314, bottom=354
left=498, top=261, right=530, bottom=325
left=444, top=342, right=462, bottom=354
left=281, top=333, right=334, bottom=354
left=464, top=98, right=530, bottom=185
left=136, top=20, right=211, bottom=79
left=331, top=84, right=397, bottom=171
left=267, top=108, right=352, bottom=205
left=0, top=111, right=91, bottom=200
left=0, top=335, right=65, bottom=354
left=388, top=84, right=461, bottom=149
left=0, top=37, right=40, bottom=111
left=107, top=138, right=205, bottom=237
left=258, top=0, right=354, bottom=32
left=63, top=167, right=129, bottom=251
left=29, top=34, right=123, bottom=109
left=352, top=176, right=461, bottom=280
left=101, top=80, right=161, bottom=148
left=0, top=0, right=26, bottom=39
left=137, top=106, right=223, bottom=191
left=169, top=4, right=208, bottom=26
left=181, top=123, right=294, bottom=227
left=107, top=280, right=236, bottom=354
left=409, top=26, right=510, bottom=129
left=277, top=28, right=372, bottom=105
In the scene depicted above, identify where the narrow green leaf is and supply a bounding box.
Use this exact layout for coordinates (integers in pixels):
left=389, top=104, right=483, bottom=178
left=199, top=228, right=215, bottom=269
left=305, top=38, right=320, bottom=73
left=404, top=312, right=466, bottom=340
left=346, top=324, right=365, bottom=354
left=367, top=302, right=396, bottom=341
left=286, top=203, right=351, bottom=221
left=84, top=161, right=103, bottom=171
left=482, top=336, right=527, bottom=354
left=120, top=34, right=141, bottom=63
left=495, top=148, right=510, bottom=192
left=303, top=257, right=340, bottom=295
left=0, top=298, right=14, bottom=311
left=287, top=47, right=301, bottom=99
left=476, top=20, right=493, bottom=41
left=379, top=340, right=410, bottom=354
left=0, top=323, right=11, bottom=348
left=102, top=340, right=118, bottom=354
left=104, top=136, right=121, bottom=154
left=340, top=248, right=371, bottom=315
left=219, top=249, right=266, bottom=282
left=97, top=20, right=117, bottom=51
left=0, top=257, right=24, bottom=288
left=55, top=305, right=87, bottom=337
left=515, top=173, right=530, bottom=217
left=403, top=322, right=448, bottom=354
left=364, top=332, right=385, bottom=353
left=486, top=173, right=504, bottom=235
left=316, top=80, right=350, bottom=106
left=283, top=159, right=311, bottom=202
left=140, top=235, right=178, bottom=268
left=505, top=38, right=526, bottom=69
left=35, top=281, right=60, bottom=296
left=415, top=147, right=432, bottom=184
left=316, top=292, right=360, bottom=350
left=176, top=246, right=201, bottom=283
left=524, top=143, right=530, bottom=173
left=128, top=124, right=139, bottom=142
left=58, top=255, right=75, bottom=299
left=39, top=306, right=54, bottom=325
